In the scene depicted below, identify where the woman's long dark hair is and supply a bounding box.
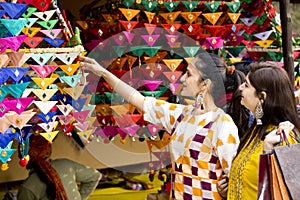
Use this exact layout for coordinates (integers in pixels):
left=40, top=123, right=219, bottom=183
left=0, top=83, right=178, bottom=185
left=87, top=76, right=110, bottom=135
left=237, top=62, right=300, bottom=153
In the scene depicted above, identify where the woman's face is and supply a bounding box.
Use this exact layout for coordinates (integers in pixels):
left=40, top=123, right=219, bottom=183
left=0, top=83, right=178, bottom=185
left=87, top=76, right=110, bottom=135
left=239, top=74, right=260, bottom=113
left=180, top=63, right=202, bottom=98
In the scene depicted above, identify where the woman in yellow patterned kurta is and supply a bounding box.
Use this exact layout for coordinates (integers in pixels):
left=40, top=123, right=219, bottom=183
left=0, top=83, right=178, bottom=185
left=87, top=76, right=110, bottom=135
left=80, top=51, right=240, bottom=199
left=226, top=62, right=300, bottom=199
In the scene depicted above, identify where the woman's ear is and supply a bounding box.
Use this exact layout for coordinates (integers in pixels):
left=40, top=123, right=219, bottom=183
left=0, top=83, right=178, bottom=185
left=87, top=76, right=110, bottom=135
left=260, top=91, right=267, bottom=101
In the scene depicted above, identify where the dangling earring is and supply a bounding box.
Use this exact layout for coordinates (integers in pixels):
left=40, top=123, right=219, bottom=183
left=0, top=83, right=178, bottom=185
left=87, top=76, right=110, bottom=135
left=194, top=93, right=204, bottom=110
left=255, top=101, right=264, bottom=125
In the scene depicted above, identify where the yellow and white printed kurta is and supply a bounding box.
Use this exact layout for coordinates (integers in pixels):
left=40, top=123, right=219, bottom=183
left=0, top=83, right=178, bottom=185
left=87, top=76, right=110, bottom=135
left=144, top=97, right=239, bottom=200
left=228, top=125, right=298, bottom=200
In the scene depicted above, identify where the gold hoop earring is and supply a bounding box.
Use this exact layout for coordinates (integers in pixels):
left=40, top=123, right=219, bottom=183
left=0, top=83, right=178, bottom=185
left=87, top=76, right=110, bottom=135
left=255, top=101, right=264, bottom=125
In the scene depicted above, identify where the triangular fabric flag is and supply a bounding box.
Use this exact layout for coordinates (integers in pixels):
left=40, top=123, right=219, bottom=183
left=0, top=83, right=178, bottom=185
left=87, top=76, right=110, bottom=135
left=0, top=148, right=16, bottom=164
left=104, top=92, right=125, bottom=104
left=31, top=89, right=58, bottom=102
left=33, top=101, right=57, bottom=114
left=59, top=62, right=80, bottom=76
left=126, top=55, right=138, bottom=70
left=183, top=46, right=200, bottom=57
left=0, top=19, right=27, bottom=36
left=144, top=23, right=157, bottom=35
left=180, top=12, right=202, bottom=24
left=7, top=51, right=32, bottom=67
left=39, top=131, right=59, bottom=143
left=143, top=46, right=162, bottom=57
left=240, top=16, right=258, bottom=26
left=181, top=1, right=199, bottom=12
left=161, top=24, right=181, bottom=34
left=0, top=129, right=18, bottom=148
left=27, top=0, right=52, bottom=12
left=31, top=53, right=54, bottom=66
left=39, top=29, right=62, bottom=39
left=119, top=20, right=139, bottom=31
left=165, top=34, right=179, bottom=47
left=159, top=11, right=181, bottom=24
left=23, top=18, right=39, bottom=28
left=243, top=24, right=259, bottom=34
left=0, top=54, right=9, bottom=68
left=23, top=37, right=44, bottom=48
left=6, top=109, right=36, bottom=129
left=36, top=19, right=58, bottom=30
left=59, top=74, right=82, bottom=88
left=36, top=112, right=56, bottom=123
left=110, top=104, right=129, bottom=116
left=206, top=37, right=224, bottom=49
left=6, top=82, right=30, bottom=98
left=162, top=59, right=183, bottom=71
left=22, top=27, right=41, bottom=37
left=255, top=13, right=268, bottom=25
left=4, top=68, right=29, bottom=83
left=202, top=12, right=223, bottom=25
left=38, top=121, right=58, bottom=133
left=0, top=2, right=28, bottom=19
left=140, top=80, right=162, bottom=91
left=71, top=110, right=90, bottom=124
left=121, top=124, right=140, bottom=137
left=162, top=71, right=182, bottom=83
left=241, top=40, right=256, bottom=48
left=147, top=124, right=160, bottom=137
left=266, top=52, right=283, bottom=62
left=140, top=68, right=162, bottom=80
left=226, top=2, right=241, bottom=13
left=227, top=13, right=241, bottom=24
left=254, top=40, right=274, bottom=49
left=119, top=8, right=140, bottom=21
left=72, top=96, right=87, bottom=111
left=56, top=104, right=74, bottom=116
left=203, top=25, right=229, bottom=37
left=0, top=35, right=27, bottom=53
left=147, top=134, right=172, bottom=150
left=55, top=52, right=79, bottom=65
left=2, top=97, right=34, bottom=115
left=227, top=35, right=244, bottom=46
left=140, top=90, right=165, bottom=98
left=75, top=121, right=91, bottom=132
left=204, top=1, right=221, bottom=12
left=0, top=86, right=9, bottom=103
left=144, top=11, right=156, bottom=24
left=32, top=10, right=56, bottom=21
left=229, top=57, right=243, bottom=64
left=82, top=105, right=95, bottom=117
left=180, top=24, right=202, bottom=36
left=77, top=128, right=94, bottom=142
left=63, top=86, right=85, bottom=100
left=141, top=34, right=160, bottom=47
left=0, top=10, right=5, bottom=18
left=122, top=31, right=135, bottom=44
left=112, top=46, right=126, bottom=57
left=248, top=52, right=265, bottom=61
left=226, top=46, right=246, bottom=57
left=163, top=1, right=180, bottom=12
left=22, top=7, right=37, bottom=18
left=31, top=76, right=58, bottom=90
left=30, top=65, right=58, bottom=78
left=142, top=0, right=158, bottom=12
left=123, top=0, right=135, bottom=8
left=112, top=33, right=126, bottom=46
left=253, top=30, right=274, bottom=40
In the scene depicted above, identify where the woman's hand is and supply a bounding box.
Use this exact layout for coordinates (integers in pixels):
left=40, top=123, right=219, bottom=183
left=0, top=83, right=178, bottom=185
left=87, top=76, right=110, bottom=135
left=217, top=175, right=228, bottom=199
left=264, top=121, right=294, bottom=151
left=79, top=56, right=106, bottom=77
